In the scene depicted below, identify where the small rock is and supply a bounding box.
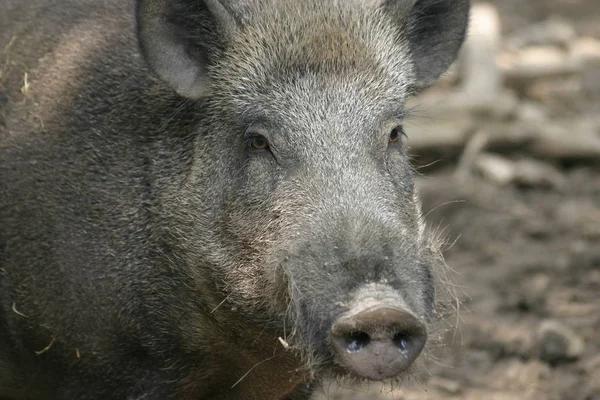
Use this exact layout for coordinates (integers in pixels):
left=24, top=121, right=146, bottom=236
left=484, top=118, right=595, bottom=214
left=501, top=359, right=550, bottom=391
left=463, top=315, right=535, bottom=359
left=430, top=377, right=461, bottom=395
left=523, top=220, right=551, bottom=239
left=481, top=91, right=519, bottom=120
left=530, top=119, right=600, bottom=159
left=536, top=320, right=585, bottom=364
left=517, top=102, right=548, bottom=122
left=501, top=46, right=582, bottom=81
left=518, top=273, right=551, bottom=311
left=506, top=18, right=577, bottom=49
left=570, top=37, right=600, bottom=64
left=511, top=158, right=565, bottom=189
left=526, top=76, right=583, bottom=108
left=474, top=154, right=563, bottom=188
left=475, top=153, right=515, bottom=186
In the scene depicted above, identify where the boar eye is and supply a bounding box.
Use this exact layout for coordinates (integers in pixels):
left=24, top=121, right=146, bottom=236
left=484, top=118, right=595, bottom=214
left=250, top=135, right=269, bottom=150
left=389, top=126, right=406, bottom=144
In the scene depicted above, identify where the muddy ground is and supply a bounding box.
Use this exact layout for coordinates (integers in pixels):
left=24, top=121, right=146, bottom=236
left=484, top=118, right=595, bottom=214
left=315, top=0, right=600, bottom=399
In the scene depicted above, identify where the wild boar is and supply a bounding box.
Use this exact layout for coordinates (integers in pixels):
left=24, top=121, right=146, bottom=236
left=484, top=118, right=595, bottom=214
left=0, top=0, right=469, bottom=399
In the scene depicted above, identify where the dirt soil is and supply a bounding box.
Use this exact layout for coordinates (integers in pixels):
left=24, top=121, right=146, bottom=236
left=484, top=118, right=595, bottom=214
left=314, top=0, right=600, bottom=399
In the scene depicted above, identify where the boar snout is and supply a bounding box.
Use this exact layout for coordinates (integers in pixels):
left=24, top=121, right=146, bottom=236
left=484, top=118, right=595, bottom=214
left=330, top=294, right=427, bottom=380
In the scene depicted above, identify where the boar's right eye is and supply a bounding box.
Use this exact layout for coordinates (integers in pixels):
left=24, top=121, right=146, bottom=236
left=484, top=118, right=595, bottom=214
left=389, top=126, right=406, bottom=144
left=250, top=135, right=270, bottom=150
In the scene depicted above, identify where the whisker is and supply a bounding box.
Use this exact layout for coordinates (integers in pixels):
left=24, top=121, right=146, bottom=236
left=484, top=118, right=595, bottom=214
left=230, top=354, right=278, bottom=389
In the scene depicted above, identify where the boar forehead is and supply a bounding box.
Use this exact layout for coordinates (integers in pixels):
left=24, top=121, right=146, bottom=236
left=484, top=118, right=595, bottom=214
left=213, top=1, right=414, bottom=125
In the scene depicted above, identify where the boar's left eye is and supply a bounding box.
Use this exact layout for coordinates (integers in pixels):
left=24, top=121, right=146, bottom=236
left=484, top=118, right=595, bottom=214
left=388, top=125, right=406, bottom=144
left=250, top=135, right=270, bottom=150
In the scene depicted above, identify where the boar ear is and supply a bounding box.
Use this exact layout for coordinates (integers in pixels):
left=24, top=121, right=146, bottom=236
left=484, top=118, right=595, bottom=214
left=136, top=0, right=238, bottom=99
left=383, top=0, right=470, bottom=91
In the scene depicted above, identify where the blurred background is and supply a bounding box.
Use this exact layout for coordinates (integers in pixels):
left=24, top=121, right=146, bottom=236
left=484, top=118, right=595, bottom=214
left=316, top=0, right=600, bottom=399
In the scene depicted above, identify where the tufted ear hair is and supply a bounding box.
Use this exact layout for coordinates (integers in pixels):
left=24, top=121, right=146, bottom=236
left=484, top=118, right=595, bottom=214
left=380, top=0, right=470, bottom=91
left=136, top=0, right=240, bottom=98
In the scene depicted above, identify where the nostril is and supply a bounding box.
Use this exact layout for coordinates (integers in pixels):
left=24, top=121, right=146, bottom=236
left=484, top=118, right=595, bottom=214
left=392, top=332, right=411, bottom=356
left=345, top=331, right=370, bottom=353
